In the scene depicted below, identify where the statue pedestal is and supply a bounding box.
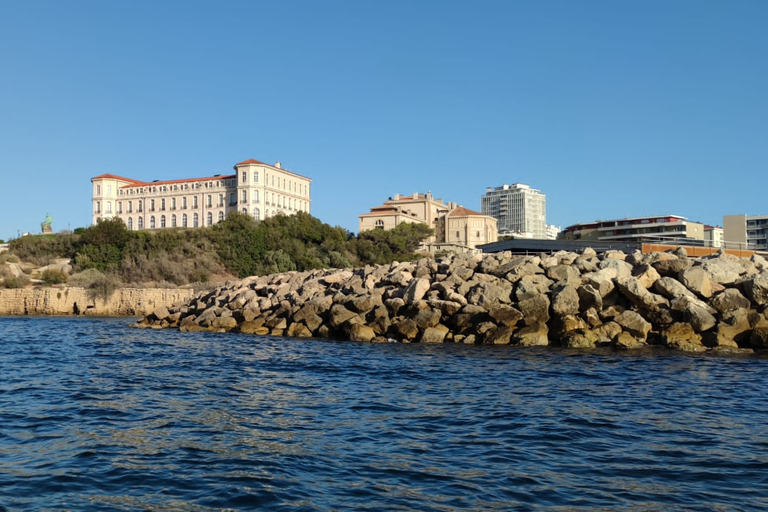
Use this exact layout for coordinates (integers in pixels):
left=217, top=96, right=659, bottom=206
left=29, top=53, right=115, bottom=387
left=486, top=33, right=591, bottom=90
left=41, top=225, right=53, bottom=234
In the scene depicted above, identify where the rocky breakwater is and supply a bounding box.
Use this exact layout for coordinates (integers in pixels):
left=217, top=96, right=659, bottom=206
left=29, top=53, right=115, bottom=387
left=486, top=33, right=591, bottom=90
left=136, top=248, right=768, bottom=352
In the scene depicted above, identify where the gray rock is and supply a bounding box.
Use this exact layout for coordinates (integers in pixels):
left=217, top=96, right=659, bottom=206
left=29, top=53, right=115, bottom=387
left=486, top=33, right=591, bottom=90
left=679, top=267, right=713, bottom=298
left=551, top=284, right=580, bottom=316
left=615, top=310, right=652, bottom=340
left=518, top=295, right=551, bottom=326
left=709, top=288, right=751, bottom=313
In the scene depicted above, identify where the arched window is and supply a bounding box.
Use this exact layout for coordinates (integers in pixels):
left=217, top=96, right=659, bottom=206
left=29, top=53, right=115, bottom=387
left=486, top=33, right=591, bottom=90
left=171, top=198, right=176, bottom=210
left=207, top=212, right=213, bottom=226
left=171, top=214, right=177, bottom=227
left=218, top=211, right=224, bottom=222
left=127, top=218, right=133, bottom=230
left=253, top=208, right=260, bottom=220
left=193, top=213, right=199, bottom=227
left=150, top=216, right=156, bottom=229
left=375, top=219, right=384, bottom=229
left=218, top=194, right=224, bottom=207
left=138, top=200, right=143, bottom=213
left=138, top=217, right=144, bottom=229
left=160, top=215, right=166, bottom=228
left=241, top=208, right=247, bottom=215
left=182, top=213, right=188, bottom=227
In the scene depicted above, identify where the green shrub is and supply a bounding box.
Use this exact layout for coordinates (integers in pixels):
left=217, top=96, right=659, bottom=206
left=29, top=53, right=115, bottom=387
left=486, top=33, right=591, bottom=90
left=68, top=268, right=106, bottom=288
left=0, top=274, right=30, bottom=289
left=86, top=273, right=121, bottom=302
left=0, top=253, right=20, bottom=264
left=42, top=268, right=68, bottom=285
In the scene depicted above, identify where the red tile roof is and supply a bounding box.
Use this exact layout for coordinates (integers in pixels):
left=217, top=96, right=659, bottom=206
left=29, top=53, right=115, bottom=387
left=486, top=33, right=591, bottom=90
left=91, top=173, right=147, bottom=185
left=235, top=158, right=268, bottom=166
left=448, top=206, right=484, bottom=217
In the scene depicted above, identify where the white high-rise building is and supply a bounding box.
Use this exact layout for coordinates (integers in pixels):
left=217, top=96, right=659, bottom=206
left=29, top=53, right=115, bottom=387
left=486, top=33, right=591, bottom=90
left=481, top=183, right=547, bottom=239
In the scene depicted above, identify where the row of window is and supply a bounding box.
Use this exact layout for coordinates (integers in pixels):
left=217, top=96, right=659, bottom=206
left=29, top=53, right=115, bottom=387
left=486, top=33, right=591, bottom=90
left=126, top=212, right=223, bottom=230
left=240, top=170, right=309, bottom=196
left=117, top=180, right=235, bottom=196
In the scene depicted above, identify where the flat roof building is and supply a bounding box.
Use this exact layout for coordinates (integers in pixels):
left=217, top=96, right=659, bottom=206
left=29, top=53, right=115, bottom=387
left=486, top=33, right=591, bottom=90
left=559, top=215, right=704, bottom=243
left=723, top=214, right=768, bottom=251
left=481, top=183, right=547, bottom=239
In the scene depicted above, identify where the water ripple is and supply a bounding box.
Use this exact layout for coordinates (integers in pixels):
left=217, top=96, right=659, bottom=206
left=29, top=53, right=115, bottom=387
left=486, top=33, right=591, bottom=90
left=1, top=316, right=768, bottom=510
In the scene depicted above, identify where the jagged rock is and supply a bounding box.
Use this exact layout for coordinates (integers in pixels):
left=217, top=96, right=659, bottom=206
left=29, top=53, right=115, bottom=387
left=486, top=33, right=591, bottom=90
left=632, top=264, right=661, bottom=289
left=404, top=278, right=431, bottom=304
left=152, top=306, right=170, bottom=321
left=551, top=284, right=580, bottom=316
left=483, top=325, right=514, bottom=345
left=582, top=307, right=602, bottom=328
left=287, top=322, right=313, bottom=338
left=679, top=267, right=713, bottom=298
left=709, top=288, right=751, bottom=313
left=593, top=321, right=622, bottom=342
left=511, top=323, right=549, bottom=346
left=742, top=273, right=768, bottom=306
left=676, top=300, right=716, bottom=333
left=615, top=310, right=652, bottom=340
left=750, top=327, right=768, bottom=350
left=466, top=281, right=512, bottom=307
left=561, top=330, right=599, bottom=349
left=328, top=304, right=358, bottom=328
left=488, top=305, right=523, bottom=327
left=577, top=284, right=603, bottom=312
left=514, top=274, right=553, bottom=301
left=348, top=324, right=376, bottom=342
left=603, top=250, right=627, bottom=261
left=652, top=258, right=692, bottom=278
left=701, top=258, right=744, bottom=286
left=349, top=294, right=381, bottom=314
left=555, top=314, right=588, bottom=334
left=614, top=331, right=647, bottom=350
left=654, top=276, right=698, bottom=301
left=412, top=307, right=441, bottom=329
left=662, top=323, right=706, bottom=352
left=572, top=257, right=599, bottom=274
left=546, top=265, right=582, bottom=287
left=518, top=294, right=550, bottom=325
left=393, top=318, right=419, bottom=340
left=598, top=258, right=633, bottom=278
left=420, top=325, right=449, bottom=343
left=583, top=269, right=617, bottom=298
left=713, top=308, right=755, bottom=347
left=616, top=276, right=668, bottom=311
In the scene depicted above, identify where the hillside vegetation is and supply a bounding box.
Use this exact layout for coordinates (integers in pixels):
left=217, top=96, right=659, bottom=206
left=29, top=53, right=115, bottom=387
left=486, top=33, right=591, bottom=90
left=4, top=213, right=433, bottom=289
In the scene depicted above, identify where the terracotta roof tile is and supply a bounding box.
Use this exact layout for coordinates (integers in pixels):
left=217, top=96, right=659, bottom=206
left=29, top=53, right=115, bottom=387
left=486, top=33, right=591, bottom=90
left=448, top=206, right=484, bottom=217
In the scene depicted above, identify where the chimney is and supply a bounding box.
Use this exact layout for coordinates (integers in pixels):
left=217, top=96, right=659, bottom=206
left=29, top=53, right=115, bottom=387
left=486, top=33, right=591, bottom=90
left=394, top=193, right=400, bottom=200
left=275, top=161, right=282, bottom=169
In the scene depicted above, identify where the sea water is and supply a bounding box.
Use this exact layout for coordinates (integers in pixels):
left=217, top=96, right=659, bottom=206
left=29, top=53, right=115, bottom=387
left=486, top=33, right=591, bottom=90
left=1, top=316, right=767, bottom=511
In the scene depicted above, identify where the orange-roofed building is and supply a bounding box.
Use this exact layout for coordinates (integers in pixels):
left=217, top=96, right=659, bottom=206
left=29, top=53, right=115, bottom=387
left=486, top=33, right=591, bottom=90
left=90, top=158, right=311, bottom=230
left=358, top=192, right=498, bottom=253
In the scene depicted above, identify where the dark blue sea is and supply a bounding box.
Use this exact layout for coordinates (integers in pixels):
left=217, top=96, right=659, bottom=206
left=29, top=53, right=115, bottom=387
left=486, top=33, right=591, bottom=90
left=2, top=317, right=768, bottom=511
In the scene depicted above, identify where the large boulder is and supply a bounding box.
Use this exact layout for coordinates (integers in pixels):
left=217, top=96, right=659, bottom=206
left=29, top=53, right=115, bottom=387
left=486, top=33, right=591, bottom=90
left=551, top=284, right=580, bottom=316
left=652, top=257, right=693, bottom=278
left=546, top=265, right=582, bottom=287
left=615, top=310, right=652, bottom=340
left=709, top=288, right=751, bottom=313
left=518, top=294, right=551, bottom=326
left=678, top=267, right=713, bottom=298
left=561, top=330, right=599, bottom=349
left=654, top=276, right=698, bottom=301
left=614, top=331, right=647, bottom=350
left=701, top=258, right=744, bottom=286
left=515, top=274, right=554, bottom=301
left=742, top=273, right=768, bottom=306
left=466, top=282, right=513, bottom=307
left=489, top=305, right=524, bottom=327
left=511, top=322, right=549, bottom=346
left=632, top=264, right=661, bottom=289
left=662, top=323, right=706, bottom=352
left=616, top=276, right=668, bottom=311
left=403, top=278, right=431, bottom=304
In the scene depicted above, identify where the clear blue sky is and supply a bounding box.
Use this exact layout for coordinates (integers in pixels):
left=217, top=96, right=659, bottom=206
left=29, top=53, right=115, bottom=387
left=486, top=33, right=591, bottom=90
left=1, top=1, right=766, bottom=241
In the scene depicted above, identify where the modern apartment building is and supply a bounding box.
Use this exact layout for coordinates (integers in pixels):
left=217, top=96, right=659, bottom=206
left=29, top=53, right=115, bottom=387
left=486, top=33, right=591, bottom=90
left=359, top=192, right=498, bottom=252
left=481, top=184, right=547, bottom=239
left=91, top=158, right=311, bottom=230
left=559, top=215, right=704, bottom=242
left=723, top=214, right=768, bottom=251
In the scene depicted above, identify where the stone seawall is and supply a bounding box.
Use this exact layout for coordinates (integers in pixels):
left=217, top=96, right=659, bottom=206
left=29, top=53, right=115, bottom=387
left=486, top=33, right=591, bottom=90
left=136, top=248, right=768, bottom=353
left=0, top=287, right=195, bottom=316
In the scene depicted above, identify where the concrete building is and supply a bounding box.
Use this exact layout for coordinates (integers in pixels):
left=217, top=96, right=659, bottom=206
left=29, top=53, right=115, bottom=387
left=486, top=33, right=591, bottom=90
left=704, top=225, right=724, bottom=248
left=481, top=183, right=547, bottom=239
left=91, top=158, right=311, bottom=230
left=359, top=192, right=497, bottom=252
left=559, top=215, right=705, bottom=243
left=723, top=214, right=768, bottom=251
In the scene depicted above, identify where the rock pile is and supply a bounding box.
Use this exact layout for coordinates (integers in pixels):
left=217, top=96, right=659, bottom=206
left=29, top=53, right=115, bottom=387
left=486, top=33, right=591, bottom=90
left=136, top=248, right=768, bottom=352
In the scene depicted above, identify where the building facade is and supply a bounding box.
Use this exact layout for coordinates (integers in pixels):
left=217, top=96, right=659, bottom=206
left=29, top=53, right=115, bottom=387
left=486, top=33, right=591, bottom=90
left=481, top=184, right=547, bottom=239
left=359, top=192, right=497, bottom=252
left=723, top=214, right=768, bottom=251
left=559, top=215, right=704, bottom=243
left=91, top=158, right=311, bottom=230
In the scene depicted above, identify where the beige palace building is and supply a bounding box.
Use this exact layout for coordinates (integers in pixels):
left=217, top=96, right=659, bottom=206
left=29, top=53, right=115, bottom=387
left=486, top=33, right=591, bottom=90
left=359, top=192, right=498, bottom=252
left=91, top=158, right=312, bottom=230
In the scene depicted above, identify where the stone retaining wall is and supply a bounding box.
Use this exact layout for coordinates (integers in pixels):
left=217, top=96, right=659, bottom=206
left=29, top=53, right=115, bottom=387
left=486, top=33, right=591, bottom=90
left=0, top=287, right=195, bottom=316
